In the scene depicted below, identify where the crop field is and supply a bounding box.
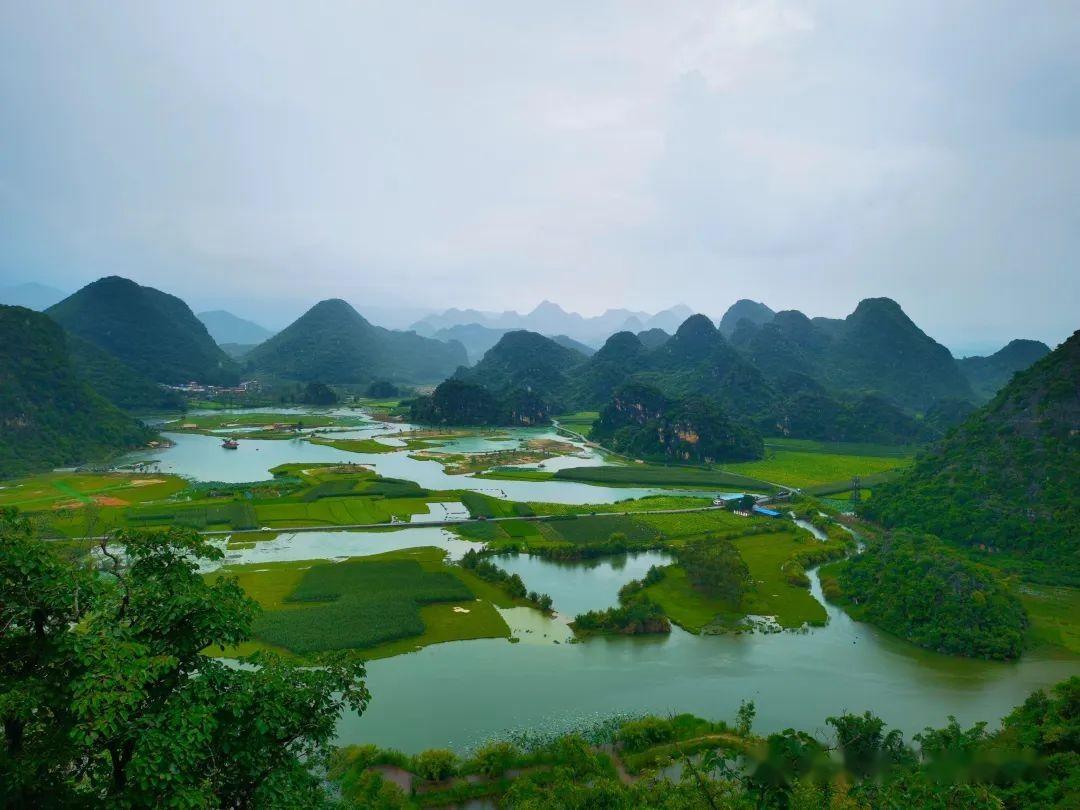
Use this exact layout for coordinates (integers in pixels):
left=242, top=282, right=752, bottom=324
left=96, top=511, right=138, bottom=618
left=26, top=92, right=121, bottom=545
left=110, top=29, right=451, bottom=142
left=636, top=509, right=751, bottom=541
left=460, top=492, right=534, bottom=519
left=721, top=447, right=912, bottom=489
left=222, top=548, right=511, bottom=657
left=763, top=438, right=919, bottom=458
left=526, top=494, right=712, bottom=516
left=553, top=411, right=599, bottom=437
left=553, top=465, right=771, bottom=490
left=545, top=514, right=659, bottom=544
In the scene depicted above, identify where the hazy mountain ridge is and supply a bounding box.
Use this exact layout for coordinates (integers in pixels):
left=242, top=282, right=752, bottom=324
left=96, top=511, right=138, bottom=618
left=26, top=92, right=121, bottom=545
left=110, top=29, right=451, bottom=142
left=412, top=301, right=694, bottom=345
left=0, top=305, right=153, bottom=477
left=197, top=310, right=275, bottom=346
left=46, top=276, right=240, bottom=386
left=958, top=339, right=1052, bottom=403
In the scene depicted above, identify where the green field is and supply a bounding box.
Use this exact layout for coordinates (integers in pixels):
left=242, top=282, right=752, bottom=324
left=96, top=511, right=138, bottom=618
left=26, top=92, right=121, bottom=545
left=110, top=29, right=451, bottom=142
left=645, top=531, right=830, bottom=632
left=554, top=411, right=599, bottom=437
left=218, top=548, right=512, bottom=660
left=308, top=437, right=398, bottom=453
left=1020, top=584, right=1080, bottom=655
left=553, top=465, right=771, bottom=490
left=721, top=445, right=913, bottom=489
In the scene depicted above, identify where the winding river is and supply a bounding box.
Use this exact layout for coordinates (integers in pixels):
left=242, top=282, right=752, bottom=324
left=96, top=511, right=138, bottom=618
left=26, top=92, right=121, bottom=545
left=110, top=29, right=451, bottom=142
left=124, top=411, right=1079, bottom=752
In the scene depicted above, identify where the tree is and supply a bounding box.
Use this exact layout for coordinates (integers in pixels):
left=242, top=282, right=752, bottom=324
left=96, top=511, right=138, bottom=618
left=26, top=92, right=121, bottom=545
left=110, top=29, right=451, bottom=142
left=301, top=381, right=338, bottom=405
left=0, top=509, right=369, bottom=806
left=678, top=536, right=751, bottom=604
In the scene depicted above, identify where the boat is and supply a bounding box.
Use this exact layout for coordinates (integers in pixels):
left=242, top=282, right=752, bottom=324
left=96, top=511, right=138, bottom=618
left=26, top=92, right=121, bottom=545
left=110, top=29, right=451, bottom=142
left=222, top=438, right=239, bottom=450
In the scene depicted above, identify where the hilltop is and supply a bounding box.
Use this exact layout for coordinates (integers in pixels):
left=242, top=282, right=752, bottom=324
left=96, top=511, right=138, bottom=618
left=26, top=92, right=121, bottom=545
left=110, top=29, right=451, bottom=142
left=0, top=305, right=153, bottom=477
left=245, top=298, right=466, bottom=384
left=47, top=276, right=239, bottom=386
left=863, top=330, right=1080, bottom=584
left=454, top=330, right=586, bottom=406
left=717, top=298, right=775, bottom=336
left=732, top=298, right=973, bottom=411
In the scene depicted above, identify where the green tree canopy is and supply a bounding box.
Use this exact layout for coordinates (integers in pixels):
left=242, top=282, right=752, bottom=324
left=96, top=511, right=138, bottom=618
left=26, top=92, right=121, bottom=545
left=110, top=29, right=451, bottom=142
left=0, top=510, right=369, bottom=806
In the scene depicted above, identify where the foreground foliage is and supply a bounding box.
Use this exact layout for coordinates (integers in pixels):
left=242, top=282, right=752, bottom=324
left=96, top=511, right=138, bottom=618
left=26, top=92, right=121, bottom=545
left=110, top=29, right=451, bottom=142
left=0, top=510, right=369, bottom=806
left=332, top=678, right=1080, bottom=809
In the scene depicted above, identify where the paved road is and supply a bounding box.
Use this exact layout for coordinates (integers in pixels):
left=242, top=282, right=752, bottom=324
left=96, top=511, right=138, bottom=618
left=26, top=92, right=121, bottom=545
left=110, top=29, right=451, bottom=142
left=65, top=502, right=736, bottom=542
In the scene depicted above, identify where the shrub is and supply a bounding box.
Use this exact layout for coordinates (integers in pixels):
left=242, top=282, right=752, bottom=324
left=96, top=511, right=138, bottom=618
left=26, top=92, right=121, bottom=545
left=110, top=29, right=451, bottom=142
left=412, top=749, right=458, bottom=782
left=471, top=741, right=520, bottom=777
left=616, top=717, right=676, bottom=752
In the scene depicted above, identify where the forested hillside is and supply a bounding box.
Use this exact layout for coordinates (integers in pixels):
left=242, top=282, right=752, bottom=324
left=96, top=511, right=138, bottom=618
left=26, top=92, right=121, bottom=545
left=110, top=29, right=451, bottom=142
left=592, top=382, right=763, bottom=462
left=454, top=330, right=586, bottom=407
left=0, top=305, right=153, bottom=477
left=66, top=334, right=184, bottom=412
left=863, top=330, right=1080, bottom=584
left=47, top=276, right=239, bottom=386
left=245, top=298, right=467, bottom=384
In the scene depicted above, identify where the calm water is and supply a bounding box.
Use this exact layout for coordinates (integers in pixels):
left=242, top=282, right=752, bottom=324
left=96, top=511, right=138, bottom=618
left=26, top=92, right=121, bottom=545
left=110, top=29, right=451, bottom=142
left=343, top=550, right=1078, bottom=752
left=118, top=428, right=676, bottom=504
left=134, top=410, right=1077, bottom=752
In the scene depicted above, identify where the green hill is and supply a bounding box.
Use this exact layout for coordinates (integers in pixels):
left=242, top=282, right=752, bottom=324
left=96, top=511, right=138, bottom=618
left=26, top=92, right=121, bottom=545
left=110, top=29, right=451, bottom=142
left=591, top=382, right=763, bottom=463
left=863, top=330, right=1080, bottom=584
left=959, top=338, right=1051, bottom=403
left=733, top=299, right=972, bottom=411
left=409, top=379, right=548, bottom=426
left=245, top=299, right=466, bottom=384
left=454, top=330, right=585, bottom=406
left=0, top=305, right=153, bottom=478
left=47, top=276, right=239, bottom=386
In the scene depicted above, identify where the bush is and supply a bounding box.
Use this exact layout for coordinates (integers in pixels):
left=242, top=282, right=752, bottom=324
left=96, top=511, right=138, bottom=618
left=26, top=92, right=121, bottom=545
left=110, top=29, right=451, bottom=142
left=471, top=741, right=520, bottom=777
left=411, top=749, right=458, bottom=782
left=616, top=717, right=676, bottom=752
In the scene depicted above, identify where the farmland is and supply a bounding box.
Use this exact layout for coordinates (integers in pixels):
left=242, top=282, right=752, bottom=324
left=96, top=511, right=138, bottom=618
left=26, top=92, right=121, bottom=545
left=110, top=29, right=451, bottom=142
left=216, top=547, right=512, bottom=660
left=719, top=439, right=916, bottom=489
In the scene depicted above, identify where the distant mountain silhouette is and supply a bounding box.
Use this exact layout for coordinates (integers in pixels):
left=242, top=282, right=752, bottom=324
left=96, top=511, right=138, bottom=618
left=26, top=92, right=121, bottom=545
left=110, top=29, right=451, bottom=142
left=47, top=276, right=239, bottom=386
left=958, top=339, right=1052, bottom=402
left=197, top=310, right=275, bottom=346
left=411, top=301, right=695, bottom=345
left=717, top=299, right=775, bottom=337
left=0, top=281, right=67, bottom=311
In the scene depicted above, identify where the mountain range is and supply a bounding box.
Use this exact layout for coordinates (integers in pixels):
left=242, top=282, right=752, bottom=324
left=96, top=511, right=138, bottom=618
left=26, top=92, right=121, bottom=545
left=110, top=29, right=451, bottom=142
left=412, top=301, right=694, bottom=346
left=411, top=298, right=1056, bottom=450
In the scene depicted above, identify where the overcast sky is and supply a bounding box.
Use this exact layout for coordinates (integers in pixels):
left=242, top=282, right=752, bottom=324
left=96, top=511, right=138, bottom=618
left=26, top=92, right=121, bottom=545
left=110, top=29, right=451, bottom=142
left=1, top=1, right=1077, bottom=349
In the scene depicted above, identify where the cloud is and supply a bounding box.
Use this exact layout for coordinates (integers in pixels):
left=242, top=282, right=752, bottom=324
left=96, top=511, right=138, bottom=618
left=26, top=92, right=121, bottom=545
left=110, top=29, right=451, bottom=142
left=0, top=1, right=1077, bottom=346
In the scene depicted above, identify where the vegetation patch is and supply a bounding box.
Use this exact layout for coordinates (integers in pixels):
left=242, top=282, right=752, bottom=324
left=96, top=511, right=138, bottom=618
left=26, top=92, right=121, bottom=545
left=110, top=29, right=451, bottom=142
left=722, top=447, right=911, bottom=488
left=237, top=548, right=510, bottom=655
left=554, top=464, right=771, bottom=490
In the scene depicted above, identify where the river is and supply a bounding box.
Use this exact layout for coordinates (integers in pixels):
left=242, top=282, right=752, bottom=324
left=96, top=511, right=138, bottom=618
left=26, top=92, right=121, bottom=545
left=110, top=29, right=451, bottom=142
left=127, top=410, right=1078, bottom=752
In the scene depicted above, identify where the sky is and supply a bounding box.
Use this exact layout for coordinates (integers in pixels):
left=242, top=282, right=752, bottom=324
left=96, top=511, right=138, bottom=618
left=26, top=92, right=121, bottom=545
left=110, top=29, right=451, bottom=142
left=1, top=1, right=1078, bottom=351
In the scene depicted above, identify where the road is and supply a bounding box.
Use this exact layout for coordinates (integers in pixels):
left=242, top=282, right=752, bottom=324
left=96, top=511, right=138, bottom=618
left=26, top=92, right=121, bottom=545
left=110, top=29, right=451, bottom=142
left=64, top=502, right=738, bottom=542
